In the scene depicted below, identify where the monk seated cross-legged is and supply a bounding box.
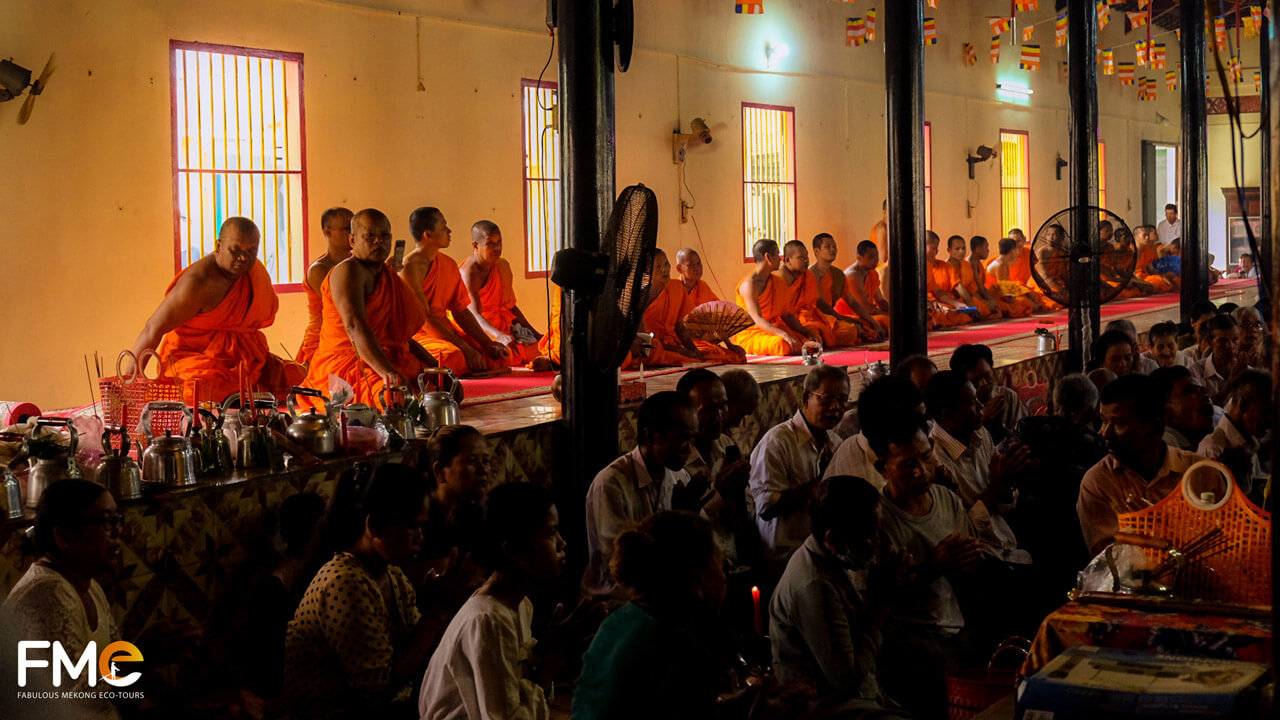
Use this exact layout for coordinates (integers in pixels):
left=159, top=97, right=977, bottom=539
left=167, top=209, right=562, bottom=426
left=944, top=234, right=998, bottom=321
left=673, top=248, right=746, bottom=361
left=925, top=231, right=974, bottom=328
left=732, top=239, right=818, bottom=356
left=301, top=209, right=434, bottom=405
left=776, top=240, right=840, bottom=348
left=1133, top=224, right=1176, bottom=294
left=401, top=206, right=510, bottom=377
left=634, top=249, right=742, bottom=367
left=836, top=240, right=890, bottom=338
left=989, top=233, right=1058, bottom=312
left=807, top=233, right=865, bottom=346
left=967, top=235, right=1032, bottom=319
left=1100, top=222, right=1153, bottom=299
left=129, top=216, right=305, bottom=405
left=296, top=207, right=353, bottom=365
left=460, top=221, right=552, bottom=371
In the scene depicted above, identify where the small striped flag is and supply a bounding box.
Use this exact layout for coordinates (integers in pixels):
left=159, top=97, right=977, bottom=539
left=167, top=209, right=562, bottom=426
left=988, top=16, right=1011, bottom=35
left=1255, top=70, right=1262, bottom=94
left=1118, top=61, right=1135, bottom=85
left=1214, top=17, right=1227, bottom=51
left=924, top=18, right=938, bottom=46
left=1020, top=44, right=1041, bottom=71
left=1107, top=0, right=1123, bottom=5
left=847, top=17, right=867, bottom=47
left=1166, top=70, right=1177, bottom=90
left=735, top=0, right=763, bottom=14
left=1135, top=40, right=1148, bottom=66
left=1137, top=0, right=1149, bottom=8
left=927, top=0, right=937, bottom=7
left=1022, top=25, right=1035, bottom=42
left=1097, top=1, right=1111, bottom=30
left=866, top=9, right=877, bottom=42
left=1127, top=11, right=1148, bottom=30
left=1151, top=43, right=1166, bottom=69
left=1101, top=49, right=1115, bottom=75
left=990, top=35, right=1001, bottom=63
left=1055, top=13, right=1068, bottom=47
left=963, top=42, right=977, bottom=66
left=1230, top=56, right=1243, bottom=83
left=1014, top=0, right=1038, bottom=11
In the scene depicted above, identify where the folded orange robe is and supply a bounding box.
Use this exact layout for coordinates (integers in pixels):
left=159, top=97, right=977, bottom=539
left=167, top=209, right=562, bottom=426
left=779, top=270, right=837, bottom=347
left=412, top=254, right=507, bottom=376
left=732, top=273, right=796, bottom=356
left=639, top=278, right=738, bottom=366
left=968, top=259, right=1032, bottom=318
left=835, top=267, right=890, bottom=333
left=475, top=258, right=543, bottom=366
left=1135, top=244, right=1176, bottom=294
left=302, top=264, right=426, bottom=405
left=157, top=262, right=304, bottom=405
left=682, top=279, right=720, bottom=308
left=811, top=271, right=860, bottom=347
left=296, top=280, right=324, bottom=365
left=927, top=259, right=973, bottom=328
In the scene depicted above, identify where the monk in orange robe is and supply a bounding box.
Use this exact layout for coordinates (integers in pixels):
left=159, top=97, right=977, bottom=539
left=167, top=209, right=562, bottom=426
left=837, top=240, right=891, bottom=336
left=1007, top=228, right=1033, bottom=285
left=871, top=199, right=889, bottom=272
left=967, top=236, right=1032, bottom=318
left=1133, top=224, right=1176, bottom=294
left=301, top=209, right=433, bottom=405
left=776, top=241, right=839, bottom=348
left=808, top=233, right=869, bottom=345
left=675, top=248, right=720, bottom=307
left=401, top=207, right=510, bottom=376
left=943, top=234, right=999, bottom=321
left=1099, top=222, right=1152, bottom=299
left=925, top=232, right=974, bottom=328
left=733, top=240, right=816, bottom=356
left=460, top=221, right=551, bottom=370
left=296, top=207, right=353, bottom=364
left=989, top=234, right=1058, bottom=312
left=537, top=285, right=563, bottom=367
left=129, top=217, right=305, bottom=405
left=639, top=250, right=743, bottom=366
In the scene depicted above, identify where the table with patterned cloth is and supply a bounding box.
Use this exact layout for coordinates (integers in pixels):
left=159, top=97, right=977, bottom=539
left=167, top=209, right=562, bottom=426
left=1021, top=600, right=1273, bottom=677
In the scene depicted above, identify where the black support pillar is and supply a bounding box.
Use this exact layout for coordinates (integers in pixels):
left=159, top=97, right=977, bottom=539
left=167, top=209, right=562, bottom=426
left=1180, top=0, right=1209, bottom=319
left=883, top=0, right=927, bottom=366
left=1066, top=0, right=1100, bottom=372
left=1260, top=12, right=1272, bottom=285
left=1268, top=0, right=1280, bottom=652
left=556, top=0, right=617, bottom=576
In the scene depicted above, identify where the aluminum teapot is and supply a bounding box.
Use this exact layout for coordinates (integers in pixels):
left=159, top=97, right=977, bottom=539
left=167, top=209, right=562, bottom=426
left=195, top=403, right=234, bottom=476
left=859, top=359, right=889, bottom=385
left=417, top=367, right=461, bottom=434
left=801, top=341, right=824, bottom=366
left=286, top=387, right=338, bottom=457
left=377, top=386, right=416, bottom=451
left=24, top=417, right=82, bottom=508
left=1035, top=327, right=1059, bottom=355
left=220, top=392, right=284, bottom=452
left=93, top=426, right=143, bottom=501
left=140, top=401, right=199, bottom=487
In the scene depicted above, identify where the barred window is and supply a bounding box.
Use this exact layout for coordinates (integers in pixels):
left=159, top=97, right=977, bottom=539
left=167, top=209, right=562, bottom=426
left=742, top=103, right=797, bottom=259
left=521, top=79, right=561, bottom=277
left=999, top=129, right=1030, bottom=236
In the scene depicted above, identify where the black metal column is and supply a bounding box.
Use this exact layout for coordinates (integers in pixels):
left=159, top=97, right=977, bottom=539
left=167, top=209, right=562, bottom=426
left=1180, top=0, right=1209, bottom=319
left=1268, top=1, right=1280, bottom=652
left=883, top=0, right=927, bottom=366
left=556, top=0, right=617, bottom=580
left=1066, top=0, right=1100, bottom=372
left=1260, top=14, right=1272, bottom=285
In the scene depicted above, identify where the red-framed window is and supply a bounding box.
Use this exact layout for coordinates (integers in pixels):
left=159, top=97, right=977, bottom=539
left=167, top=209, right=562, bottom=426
left=1097, top=140, right=1108, bottom=214
left=742, top=102, right=797, bottom=260
left=170, top=40, right=308, bottom=290
left=999, top=129, right=1030, bottom=236
left=924, top=121, right=933, bottom=231
left=521, top=79, right=561, bottom=278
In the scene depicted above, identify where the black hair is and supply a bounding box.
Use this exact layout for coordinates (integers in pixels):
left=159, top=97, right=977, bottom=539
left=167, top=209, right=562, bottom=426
left=478, top=482, right=555, bottom=573
left=637, top=391, right=693, bottom=444
left=970, top=235, right=989, bottom=252
left=809, top=475, right=881, bottom=543
left=1217, top=302, right=1240, bottom=316
left=676, top=368, right=722, bottom=397
left=998, top=237, right=1017, bottom=255
left=1228, top=369, right=1272, bottom=407
left=1148, top=321, right=1179, bottom=340
left=752, top=239, right=779, bottom=262
left=1203, top=313, right=1239, bottom=336
left=949, top=344, right=994, bottom=373
left=320, top=206, right=352, bottom=228
left=783, top=239, right=806, bottom=257
left=856, top=240, right=877, bottom=257
left=1093, top=330, right=1136, bottom=363
left=893, top=354, right=938, bottom=382
left=1165, top=203, right=1177, bottom=211
left=925, top=370, right=973, bottom=420
left=33, top=480, right=109, bottom=557
left=812, top=233, right=834, bottom=250
left=279, top=492, right=326, bottom=554
left=362, top=463, right=431, bottom=532
left=1149, top=365, right=1194, bottom=404
left=409, top=206, right=444, bottom=240
left=1240, top=253, right=1253, bottom=262
left=858, top=376, right=925, bottom=436
left=611, top=511, right=716, bottom=605
left=426, top=425, right=484, bottom=475
left=1190, top=300, right=1218, bottom=321
left=1099, top=375, right=1165, bottom=426
left=946, top=234, right=966, bottom=250
left=869, top=411, right=930, bottom=459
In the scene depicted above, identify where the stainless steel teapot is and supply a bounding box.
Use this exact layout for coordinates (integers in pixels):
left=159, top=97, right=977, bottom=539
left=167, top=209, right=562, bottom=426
left=286, top=386, right=338, bottom=457
left=93, top=426, right=143, bottom=500
left=417, top=367, right=461, bottom=434
left=140, top=401, right=199, bottom=487
left=24, top=417, right=82, bottom=508
left=195, top=403, right=234, bottom=476
left=377, top=386, right=416, bottom=450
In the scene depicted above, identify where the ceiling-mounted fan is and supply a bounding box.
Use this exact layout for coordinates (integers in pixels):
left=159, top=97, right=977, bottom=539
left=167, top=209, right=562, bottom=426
left=0, top=53, right=55, bottom=124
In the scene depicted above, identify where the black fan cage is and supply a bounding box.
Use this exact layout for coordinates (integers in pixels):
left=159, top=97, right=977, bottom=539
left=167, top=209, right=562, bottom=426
left=1030, top=207, right=1137, bottom=308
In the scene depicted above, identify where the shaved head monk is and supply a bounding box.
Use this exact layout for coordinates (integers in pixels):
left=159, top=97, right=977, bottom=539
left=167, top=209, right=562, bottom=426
left=925, top=231, right=973, bottom=328
left=296, top=207, right=353, bottom=364
left=810, top=233, right=875, bottom=343
left=945, top=234, right=997, bottom=321
left=733, top=239, right=814, bottom=356
left=460, top=221, right=551, bottom=371
left=968, top=236, right=1032, bottom=318
left=401, top=207, right=509, bottom=375
left=301, top=209, right=433, bottom=403
left=640, top=249, right=744, bottom=366
left=675, top=249, right=719, bottom=307
left=837, top=240, right=890, bottom=338
left=777, top=240, right=836, bottom=347
left=129, top=217, right=305, bottom=404
left=870, top=199, right=889, bottom=268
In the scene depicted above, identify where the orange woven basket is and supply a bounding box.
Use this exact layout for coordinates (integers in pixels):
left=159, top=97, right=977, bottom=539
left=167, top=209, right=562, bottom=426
left=1117, top=460, right=1272, bottom=607
left=945, top=638, right=1029, bottom=720
left=98, top=350, right=183, bottom=447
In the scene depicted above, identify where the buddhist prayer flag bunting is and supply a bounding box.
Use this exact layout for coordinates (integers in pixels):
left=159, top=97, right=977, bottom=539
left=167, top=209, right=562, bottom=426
left=1097, top=1, right=1111, bottom=30
left=866, top=9, right=877, bottom=42
left=1022, top=25, right=1035, bottom=42
left=1140, top=77, right=1156, bottom=101
left=924, top=18, right=938, bottom=46
left=1166, top=71, right=1177, bottom=90
left=1019, top=44, right=1041, bottom=71
left=1256, top=70, right=1263, bottom=94
left=1231, top=56, right=1243, bottom=83
left=735, top=0, right=763, bottom=14
left=1014, top=0, right=1038, bottom=10
left=1136, top=40, right=1148, bottom=66
left=927, top=0, right=937, bottom=8
left=1118, top=61, right=1135, bottom=84
left=1138, top=0, right=1149, bottom=8
left=1055, top=13, right=1068, bottom=47
left=1101, top=49, right=1115, bottom=75
left=990, top=36, right=1001, bottom=63
left=963, top=42, right=977, bottom=66
left=847, top=18, right=867, bottom=46
left=1151, top=43, right=1166, bottom=69
left=1107, top=0, right=1123, bottom=5
left=1214, top=17, right=1227, bottom=51
left=1251, top=6, right=1264, bottom=33
left=988, top=16, right=1011, bottom=35
left=1127, top=11, right=1148, bottom=30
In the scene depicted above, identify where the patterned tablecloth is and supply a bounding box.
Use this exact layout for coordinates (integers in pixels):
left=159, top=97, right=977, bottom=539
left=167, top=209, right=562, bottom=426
left=1022, top=600, right=1273, bottom=677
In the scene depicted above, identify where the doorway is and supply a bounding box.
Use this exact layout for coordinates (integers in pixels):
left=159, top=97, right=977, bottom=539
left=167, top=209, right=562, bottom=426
left=1141, top=141, right=1179, bottom=225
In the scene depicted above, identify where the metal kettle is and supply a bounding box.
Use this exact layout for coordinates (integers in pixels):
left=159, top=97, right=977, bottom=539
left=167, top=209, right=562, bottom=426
left=801, top=341, right=824, bottom=366
left=140, top=401, right=199, bottom=487
left=3, top=466, right=22, bottom=519
left=195, top=403, right=234, bottom=476
left=377, top=386, right=416, bottom=451
left=24, top=417, right=82, bottom=508
left=286, top=387, right=338, bottom=457
left=1035, top=327, right=1059, bottom=355
left=93, top=426, right=143, bottom=501
left=417, top=368, right=461, bottom=433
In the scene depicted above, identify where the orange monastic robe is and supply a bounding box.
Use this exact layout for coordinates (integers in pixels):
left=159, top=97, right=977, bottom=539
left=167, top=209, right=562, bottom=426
left=968, top=259, right=1032, bottom=318
left=954, top=261, right=998, bottom=321
left=412, top=253, right=506, bottom=376
left=537, top=286, right=562, bottom=366
left=780, top=270, right=837, bottom=347
left=302, top=264, right=426, bottom=406
left=682, top=279, right=720, bottom=308
left=926, top=259, right=974, bottom=328
left=640, top=279, right=739, bottom=366
left=296, top=281, right=324, bottom=364
left=811, top=271, right=861, bottom=347
left=835, top=267, right=891, bottom=333
left=475, top=258, right=543, bottom=366
left=157, top=262, right=304, bottom=405
left=1102, top=244, right=1146, bottom=299
left=732, top=273, right=796, bottom=356
left=1135, top=243, right=1176, bottom=294
left=1010, top=250, right=1033, bottom=284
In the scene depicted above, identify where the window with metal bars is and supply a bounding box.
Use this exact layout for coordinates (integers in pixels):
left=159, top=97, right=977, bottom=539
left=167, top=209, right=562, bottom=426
left=741, top=103, right=797, bottom=260
left=999, top=129, right=1030, bottom=236
left=1097, top=140, right=1108, bottom=215
left=924, top=121, right=933, bottom=231
left=170, top=40, right=308, bottom=289
left=522, top=79, right=561, bottom=278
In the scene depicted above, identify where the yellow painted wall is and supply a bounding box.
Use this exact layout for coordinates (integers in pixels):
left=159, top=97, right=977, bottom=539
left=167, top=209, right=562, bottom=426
left=7, top=0, right=1250, bottom=409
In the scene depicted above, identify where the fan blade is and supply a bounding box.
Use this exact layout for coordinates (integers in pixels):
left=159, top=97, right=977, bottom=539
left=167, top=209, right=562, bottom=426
left=17, top=92, right=36, bottom=125
left=32, top=53, right=55, bottom=94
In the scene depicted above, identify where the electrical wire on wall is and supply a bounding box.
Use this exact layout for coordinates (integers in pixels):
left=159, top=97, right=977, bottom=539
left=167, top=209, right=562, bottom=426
left=531, top=28, right=558, bottom=343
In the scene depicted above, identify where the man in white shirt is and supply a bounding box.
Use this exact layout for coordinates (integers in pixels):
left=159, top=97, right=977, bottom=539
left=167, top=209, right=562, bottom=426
left=1196, top=313, right=1241, bottom=405
left=1150, top=365, right=1215, bottom=452
left=581, top=391, right=696, bottom=600
left=1156, top=203, right=1182, bottom=246
left=1197, top=369, right=1272, bottom=501
left=750, top=364, right=849, bottom=576
left=1141, top=321, right=1198, bottom=370
left=825, top=375, right=927, bottom=491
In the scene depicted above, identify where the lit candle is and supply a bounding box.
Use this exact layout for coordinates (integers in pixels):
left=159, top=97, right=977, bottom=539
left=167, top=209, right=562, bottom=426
left=751, top=585, right=763, bottom=635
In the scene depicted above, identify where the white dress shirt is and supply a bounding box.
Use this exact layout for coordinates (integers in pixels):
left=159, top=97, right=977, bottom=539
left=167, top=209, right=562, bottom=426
left=1195, top=354, right=1231, bottom=404
left=1197, top=414, right=1264, bottom=492
left=929, top=424, right=1031, bottom=564
left=1156, top=217, right=1182, bottom=245
left=823, top=432, right=888, bottom=491
left=750, top=410, right=842, bottom=572
left=582, top=446, right=684, bottom=599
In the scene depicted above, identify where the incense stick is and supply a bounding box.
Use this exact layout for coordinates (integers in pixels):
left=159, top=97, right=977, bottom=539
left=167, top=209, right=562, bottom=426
left=84, top=355, right=100, bottom=420
left=279, top=343, right=296, bottom=362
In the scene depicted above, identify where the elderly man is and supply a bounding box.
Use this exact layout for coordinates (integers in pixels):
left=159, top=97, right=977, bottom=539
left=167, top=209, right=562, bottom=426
left=402, top=207, right=509, bottom=376
left=1141, top=322, right=1197, bottom=370
left=301, top=209, right=432, bottom=404
left=825, top=375, right=926, bottom=490
left=297, top=207, right=353, bottom=364
left=1198, top=369, right=1272, bottom=501
left=129, top=216, right=304, bottom=404
left=582, top=392, right=695, bottom=601
left=721, top=368, right=761, bottom=436
left=675, top=248, right=719, bottom=306
left=733, top=239, right=814, bottom=356
left=1150, top=365, right=1215, bottom=452
left=1078, top=375, right=1204, bottom=555
left=949, top=344, right=1026, bottom=444
left=750, top=364, right=848, bottom=575
left=837, top=240, right=891, bottom=337
left=459, top=221, right=549, bottom=370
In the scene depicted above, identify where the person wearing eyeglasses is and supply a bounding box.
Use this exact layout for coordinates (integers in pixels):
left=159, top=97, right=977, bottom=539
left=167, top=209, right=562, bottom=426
left=750, top=364, right=850, bottom=578
left=2, top=480, right=124, bottom=719
left=1231, top=306, right=1268, bottom=371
